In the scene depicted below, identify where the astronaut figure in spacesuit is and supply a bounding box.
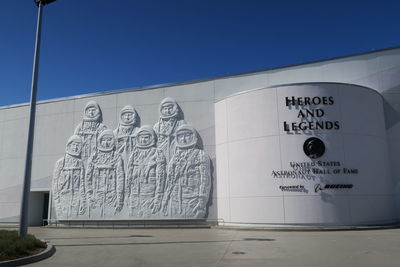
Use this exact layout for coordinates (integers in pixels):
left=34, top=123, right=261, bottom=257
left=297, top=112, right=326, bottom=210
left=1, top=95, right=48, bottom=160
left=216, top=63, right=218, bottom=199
left=85, top=130, right=125, bottom=218
left=162, top=124, right=211, bottom=218
left=153, top=97, right=186, bottom=162
left=52, top=135, right=86, bottom=219
left=114, top=105, right=139, bottom=167
left=74, top=101, right=107, bottom=165
left=126, top=126, right=166, bottom=218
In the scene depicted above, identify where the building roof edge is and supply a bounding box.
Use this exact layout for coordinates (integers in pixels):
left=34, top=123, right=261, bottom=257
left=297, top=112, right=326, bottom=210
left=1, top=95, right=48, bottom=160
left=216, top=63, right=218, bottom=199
left=1, top=45, right=399, bottom=110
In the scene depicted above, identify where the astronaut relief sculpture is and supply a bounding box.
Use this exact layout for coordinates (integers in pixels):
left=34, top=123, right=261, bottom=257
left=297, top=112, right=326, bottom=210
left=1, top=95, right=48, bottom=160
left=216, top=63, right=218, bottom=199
left=52, top=98, right=211, bottom=220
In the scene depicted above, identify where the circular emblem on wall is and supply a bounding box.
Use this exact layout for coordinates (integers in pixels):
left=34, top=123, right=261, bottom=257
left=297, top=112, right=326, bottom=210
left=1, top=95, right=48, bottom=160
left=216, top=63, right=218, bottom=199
left=303, top=137, right=325, bottom=159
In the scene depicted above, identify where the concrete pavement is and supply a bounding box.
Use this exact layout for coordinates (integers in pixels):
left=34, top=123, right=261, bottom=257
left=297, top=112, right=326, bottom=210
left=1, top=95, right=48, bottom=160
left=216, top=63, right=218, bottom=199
left=20, top=227, right=400, bottom=267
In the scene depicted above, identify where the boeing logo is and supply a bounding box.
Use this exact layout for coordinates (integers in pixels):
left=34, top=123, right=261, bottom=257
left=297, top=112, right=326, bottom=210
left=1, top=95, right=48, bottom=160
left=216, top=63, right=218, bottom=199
left=314, top=184, right=353, bottom=193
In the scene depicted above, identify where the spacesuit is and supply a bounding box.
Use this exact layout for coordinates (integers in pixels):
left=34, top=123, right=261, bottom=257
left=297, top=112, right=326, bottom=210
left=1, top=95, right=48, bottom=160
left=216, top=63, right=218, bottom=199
left=153, top=97, right=186, bottom=162
left=52, top=135, right=86, bottom=219
left=85, top=130, right=125, bottom=218
left=74, top=101, right=107, bottom=164
left=162, top=124, right=211, bottom=218
left=114, top=105, right=139, bottom=167
left=126, top=126, right=166, bottom=218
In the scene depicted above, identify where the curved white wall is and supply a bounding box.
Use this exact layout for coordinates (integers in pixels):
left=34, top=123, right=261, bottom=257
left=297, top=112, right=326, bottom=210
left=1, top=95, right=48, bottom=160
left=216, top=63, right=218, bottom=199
left=215, top=83, right=396, bottom=226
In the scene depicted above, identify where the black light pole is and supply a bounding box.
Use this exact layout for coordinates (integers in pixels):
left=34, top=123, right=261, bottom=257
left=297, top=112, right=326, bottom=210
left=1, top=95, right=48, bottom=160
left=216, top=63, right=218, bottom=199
left=19, top=0, right=56, bottom=237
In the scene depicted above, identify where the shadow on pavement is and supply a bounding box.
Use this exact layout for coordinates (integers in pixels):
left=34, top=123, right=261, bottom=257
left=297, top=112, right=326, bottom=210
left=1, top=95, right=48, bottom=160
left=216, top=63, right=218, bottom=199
left=54, top=238, right=275, bottom=247
left=45, top=234, right=153, bottom=240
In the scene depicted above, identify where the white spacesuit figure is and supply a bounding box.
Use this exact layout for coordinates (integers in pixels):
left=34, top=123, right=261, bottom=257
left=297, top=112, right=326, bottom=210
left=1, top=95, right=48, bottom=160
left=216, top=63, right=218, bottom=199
left=114, top=105, right=139, bottom=166
left=153, top=97, right=186, bottom=162
left=162, top=124, right=211, bottom=218
left=52, top=135, right=86, bottom=219
left=126, top=126, right=166, bottom=218
left=74, top=101, right=107, bottom=164
left=85, top=130, right=125, bottom=218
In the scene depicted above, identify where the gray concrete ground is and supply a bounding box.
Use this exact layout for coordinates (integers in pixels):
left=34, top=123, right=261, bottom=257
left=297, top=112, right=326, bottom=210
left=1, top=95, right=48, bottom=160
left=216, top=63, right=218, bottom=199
left=17, top=227, right=400, bottom=267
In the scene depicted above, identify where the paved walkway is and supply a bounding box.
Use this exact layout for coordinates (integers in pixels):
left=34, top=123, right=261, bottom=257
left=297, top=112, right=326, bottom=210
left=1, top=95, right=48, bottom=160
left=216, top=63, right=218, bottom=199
left=20, top=227, right=400, bottom=267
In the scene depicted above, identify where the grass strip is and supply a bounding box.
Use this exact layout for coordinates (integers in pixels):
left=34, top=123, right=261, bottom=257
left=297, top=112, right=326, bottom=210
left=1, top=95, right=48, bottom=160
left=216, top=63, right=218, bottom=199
left=0, top=230, right=47, bottom=261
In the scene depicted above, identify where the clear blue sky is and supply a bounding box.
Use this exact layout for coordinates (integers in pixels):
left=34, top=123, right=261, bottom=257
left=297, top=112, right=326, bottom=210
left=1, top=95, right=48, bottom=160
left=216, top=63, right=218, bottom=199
left=0, top=0, right=399, bottom=106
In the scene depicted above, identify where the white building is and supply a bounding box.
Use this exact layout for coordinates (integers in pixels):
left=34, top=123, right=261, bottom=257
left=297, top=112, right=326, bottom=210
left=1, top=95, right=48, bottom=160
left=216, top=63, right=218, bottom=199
left=1, top=47, right=400, bottom=227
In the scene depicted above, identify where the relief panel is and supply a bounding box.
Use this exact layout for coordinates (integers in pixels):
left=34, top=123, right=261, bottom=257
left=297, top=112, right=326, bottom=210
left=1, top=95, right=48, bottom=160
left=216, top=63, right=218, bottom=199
left=52, top=98, right=211, bottom=220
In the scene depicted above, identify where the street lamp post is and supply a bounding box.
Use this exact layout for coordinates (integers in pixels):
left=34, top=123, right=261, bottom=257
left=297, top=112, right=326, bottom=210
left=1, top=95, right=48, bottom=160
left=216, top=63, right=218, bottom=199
left=19, top=0, right=56, bottom=237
